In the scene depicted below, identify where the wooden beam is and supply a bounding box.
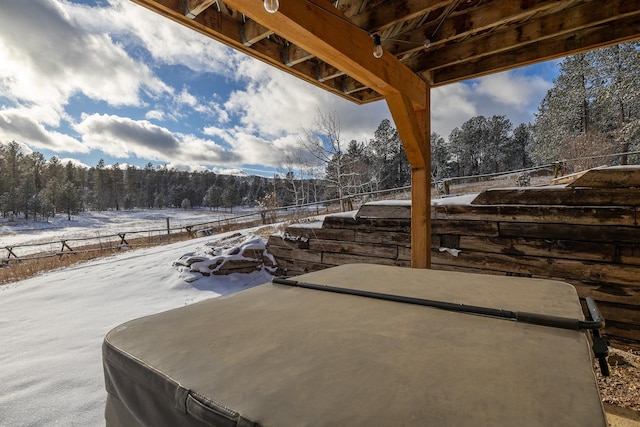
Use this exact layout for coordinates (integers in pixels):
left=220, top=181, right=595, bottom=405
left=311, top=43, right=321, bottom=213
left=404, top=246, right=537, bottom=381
left=347, top=0, right=450, bottom=32
left=411, top=0, right=640, bottom=74
left=221, top=0, right=427, bottom=109
left=386, top=92, right=429, bottom=168
left=430, top=12, right=640, bottom=86
left=131, top=0, right=378, bottom=104
left=281, top=44, right=314, bottom=66
left=315, top=63, right=344, bottom=82
left=184, top=0, right=216, bottom=18
left=384, top=0, right=567, bottom=56
left=411, top=166, right=431, bottom=269
left=386, top=89, right=431, bottom=268
left=414, top=103, right=431, bottom=269
left=436, top=0, right=565, bottom=36
left=241, top=19, right=273, bottom=46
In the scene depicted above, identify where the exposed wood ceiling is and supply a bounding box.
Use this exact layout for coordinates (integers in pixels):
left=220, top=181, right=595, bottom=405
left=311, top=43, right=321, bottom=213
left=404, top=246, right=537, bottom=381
left=134, top=0, right=640, bottom=105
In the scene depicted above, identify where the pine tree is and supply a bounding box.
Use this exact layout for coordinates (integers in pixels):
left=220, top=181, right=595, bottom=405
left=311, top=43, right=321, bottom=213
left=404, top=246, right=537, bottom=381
left=430, top=132, right=451, bottom=180
left=1, top=141, right=24, bottom=216
left=532, top=43, right=640, bottom=168
left=59, top=181, right=79, bottom=220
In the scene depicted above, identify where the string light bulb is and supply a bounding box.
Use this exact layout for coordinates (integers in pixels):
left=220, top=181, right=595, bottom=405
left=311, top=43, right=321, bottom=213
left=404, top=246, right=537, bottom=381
left=423, top=39, right=431, bottom=49
left=372, top=34, right=383, bottom=58
left=264, top=0, right=279, bottom=13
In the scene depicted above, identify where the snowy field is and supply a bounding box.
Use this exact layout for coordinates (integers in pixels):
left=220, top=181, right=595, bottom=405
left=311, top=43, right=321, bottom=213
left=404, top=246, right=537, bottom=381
left=0, top=218, right=280, bottom=426
left=0, top=207, right=259, bottom=249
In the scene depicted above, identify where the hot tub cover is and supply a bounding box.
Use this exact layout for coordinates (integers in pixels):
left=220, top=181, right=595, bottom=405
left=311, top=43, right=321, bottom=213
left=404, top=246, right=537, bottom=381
left=103, top=264, right=606, bottom=426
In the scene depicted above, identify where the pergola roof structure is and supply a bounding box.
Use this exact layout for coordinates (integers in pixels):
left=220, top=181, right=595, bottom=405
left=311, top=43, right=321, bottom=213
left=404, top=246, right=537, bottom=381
left=131, top=0, right=640, bottom=268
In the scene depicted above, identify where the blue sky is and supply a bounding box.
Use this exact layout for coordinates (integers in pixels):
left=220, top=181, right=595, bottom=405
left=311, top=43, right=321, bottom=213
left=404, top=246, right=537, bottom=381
left=0, top=0, right=559, bottom=176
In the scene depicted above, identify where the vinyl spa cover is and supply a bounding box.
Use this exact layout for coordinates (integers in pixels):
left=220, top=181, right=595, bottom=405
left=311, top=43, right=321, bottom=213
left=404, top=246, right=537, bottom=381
left=102, top=264, right=607, bottom=426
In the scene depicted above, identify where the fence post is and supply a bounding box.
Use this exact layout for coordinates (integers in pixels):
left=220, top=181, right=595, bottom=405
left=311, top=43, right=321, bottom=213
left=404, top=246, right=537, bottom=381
left=59, top=240, right=74, bottom=258
left=166, top=218, right=171, bottom=242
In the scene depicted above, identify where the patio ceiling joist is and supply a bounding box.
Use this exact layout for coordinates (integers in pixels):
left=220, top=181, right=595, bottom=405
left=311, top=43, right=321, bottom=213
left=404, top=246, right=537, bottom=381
left=417, top=0, right=640, bottom=85
left=139, top=1, right=640, bottom=103
left=219, top=0, right=427, bottom=109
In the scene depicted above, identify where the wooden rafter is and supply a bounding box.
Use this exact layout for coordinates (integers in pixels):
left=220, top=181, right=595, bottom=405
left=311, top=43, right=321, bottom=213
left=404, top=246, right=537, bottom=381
left=383, top=0, right=568, bottom=57
left=404, top=0, right=640, bottom=85
left=347, top=0, right=451, bottom=33
left=132, top=0, right=374, bottom=104
left=281, top=44, right=314, bottom=66
left=184, top=0, right=217, bottom=18
left=431, top=10, right=640, bottom=85
left=241, top=20, right=273, bottom=46
left=132, top=0, right=640, bottom=103
left=219, top=0, right=427, bottom=109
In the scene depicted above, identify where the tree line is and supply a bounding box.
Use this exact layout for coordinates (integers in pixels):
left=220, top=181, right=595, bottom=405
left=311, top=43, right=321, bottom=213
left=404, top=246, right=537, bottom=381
left=0, top=146, right=274, bottom=220
left=2, top=41, right=638, bottom=220
left=430, top=41, right=639, bottom=180
left=0, top=117, right=411, bottom=220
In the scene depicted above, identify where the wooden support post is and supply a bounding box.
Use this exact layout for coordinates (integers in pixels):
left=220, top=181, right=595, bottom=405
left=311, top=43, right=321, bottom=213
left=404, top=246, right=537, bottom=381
left=411, top=167, right=431, bottom=268
left=411, top=95, right=431, bottom=268
left=386, top=88, right=431, bottom=268
left=414, top=104, right=432, bottom=269
left=386, top=90, right=431, bottom=268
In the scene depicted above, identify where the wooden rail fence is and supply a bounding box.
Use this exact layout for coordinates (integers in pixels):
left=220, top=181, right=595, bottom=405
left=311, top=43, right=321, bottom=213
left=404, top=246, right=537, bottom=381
left=0, top=186, right=415, bottom=267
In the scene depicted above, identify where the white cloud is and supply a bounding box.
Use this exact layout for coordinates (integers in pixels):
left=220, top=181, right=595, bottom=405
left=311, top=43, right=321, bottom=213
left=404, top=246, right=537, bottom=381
left=177, top=88, right=198, bottom=108
left=74, top=114, right=264, bottom=168
left=72, top=0, right=240, bottom=74
left=164, top=161, right=210, bottom=173
left=225, top=60, right=322, bottom=137
left=227, top=131, right=296, bottom=166
left=75, top=113, right=181, bottom=160
left=471, top=72, right=552, bottom=111
left=145, top=110, right=165, bottom=121
left=211, top=167, right=248, bottom=176
left=330, top=99, right=392, bottom=144
left=176, top=88, right=216, bottom=116
left=429, top=70, right=553, bottom=138
left=203, top=126, right=230, bottom=139
left=431, top=84, right=478, bottom=139
left=177, top=134, right=241, bottom=165
left=222, top=57, right=393, bottom=147
left=0, top=0, right=170, bottom=114
left=0, top=108, right=88, bottom=152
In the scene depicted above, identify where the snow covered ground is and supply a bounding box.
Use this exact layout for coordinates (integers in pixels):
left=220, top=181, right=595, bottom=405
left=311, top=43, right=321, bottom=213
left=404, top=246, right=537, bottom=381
left=0, top=222, right=277, bottom=426
left=0, top=207, right=258, bottom=250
